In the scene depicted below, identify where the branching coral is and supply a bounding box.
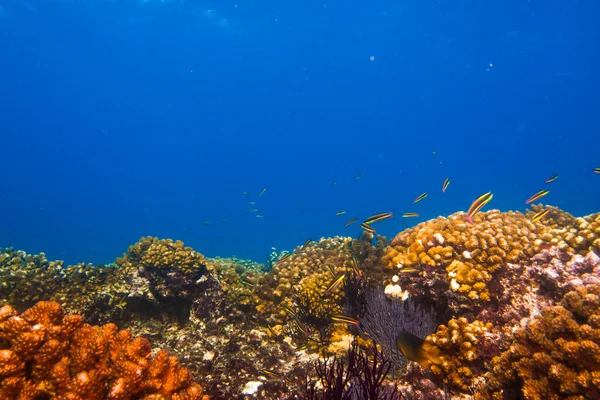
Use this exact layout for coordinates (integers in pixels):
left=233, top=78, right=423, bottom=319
left=426, top=317, right=490, bottom=392
left=480, top=283, right=600, bottom=399
left=0, top=301, right=207, bottom=399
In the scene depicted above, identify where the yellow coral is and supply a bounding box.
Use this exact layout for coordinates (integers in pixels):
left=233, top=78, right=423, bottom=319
left=383, top=208, right=600, bottom=304
left=426, top=317, right=490, bottom=391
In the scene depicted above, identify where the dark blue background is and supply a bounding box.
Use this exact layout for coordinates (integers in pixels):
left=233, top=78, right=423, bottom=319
left=0, top=0, right=598, bottom=265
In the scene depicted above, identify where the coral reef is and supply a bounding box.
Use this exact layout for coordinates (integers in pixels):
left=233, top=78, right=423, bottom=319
left=1, top=207, right=600, bottom=399
left=480, top=282, right=600, bottom=399
left=0, top=301, right=206, bottom=399
left=116, top=236, right=209, bottom=303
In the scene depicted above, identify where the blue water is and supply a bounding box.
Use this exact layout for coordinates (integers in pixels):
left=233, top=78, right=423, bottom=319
left=0, top=0, right=598, bottom=265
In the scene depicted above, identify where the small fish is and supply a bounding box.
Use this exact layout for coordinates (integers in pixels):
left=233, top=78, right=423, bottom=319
left=248, top=201, right=256, bottom=205
left=545, top=174, right=559, bottom=184
left=296, top=343, right=309, bottom=351
left=258, top=188, right=267, bottom=197
left=354, top=172, right=364, bottom=181
left=351, top=257, right=361, bottom=279
left=466, top=192, right=493, bottom=224
left=364, top=212, right=393, bottom=225
left=284, top=305, right=296, bottom=316
left=594, top=168, right=600, bottom=174
left=221, top=218, right=226, bottom=223
left=413, top=192, right=428, bottom=204
left=442, top=178, right=450, bottom=193
left=256, top=215, right=264, bottom=218
left=531, top=208, right=550, bottom=223
left=526, top=189, right=550, bottom=205
left=360, top=222, right=375, bottom=233
left=396, top=331, right=440, bottom=367
left=326, top=264, right=336, bottom=277
left=293, top=319, right=308, bottom=337
left=325, top=273, right=346, bottom=294
left=331, top=314, right=359, bottom=326
left=278, top=253, right=291, bottom=263
left=402, top=212, right=419, bottom=218
left=301, top=238, right=312, bottom=249
left=262, top=369, right=284, bottom=379
left=432, top=151, right=436, bottom=157
left=241, top=277, right=255, bottom=288
left=345, top=217, right=359, bottom=227
left=243, top=191, right=249, bottom=196
left=400, top=267, right=418, bottom=273
left=335, top=210, right=347, bottom=216
left=203, top=221, right=211, bottom=226
left=332, top=182, right=337, bottom=187
left=245, top=209, right=259, bottom=213
left=297, top=199, right=302, bottom=204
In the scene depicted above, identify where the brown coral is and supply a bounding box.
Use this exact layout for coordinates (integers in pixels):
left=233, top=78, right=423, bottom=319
left=253, top=237, right=353, bottom=324
left=481, top=283, right=600, bottom=399
left=426, top=317, right=490, bottom=391
left=0, top=301, right=207, bottom=399
left=116, top=237, right=210, bottom=305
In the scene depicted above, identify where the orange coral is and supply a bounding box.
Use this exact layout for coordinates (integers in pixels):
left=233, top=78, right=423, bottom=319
left=0, top=301, right=207, bottom=399
left=426, top=317, right=490, bottom=391
left=480, top=283, right=600, bottom=399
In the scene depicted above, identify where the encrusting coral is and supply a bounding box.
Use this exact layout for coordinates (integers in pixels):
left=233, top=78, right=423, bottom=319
left=479, top=283, right=600, bottom=400
left=0, top=301, right=207, bottom=399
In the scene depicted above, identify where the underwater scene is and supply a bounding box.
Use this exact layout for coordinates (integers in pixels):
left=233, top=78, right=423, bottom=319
left=1, top=0, right=599, bottom=399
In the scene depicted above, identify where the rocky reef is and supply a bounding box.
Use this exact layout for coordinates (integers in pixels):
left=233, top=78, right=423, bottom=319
left=1, top=206, right=599, bottom=399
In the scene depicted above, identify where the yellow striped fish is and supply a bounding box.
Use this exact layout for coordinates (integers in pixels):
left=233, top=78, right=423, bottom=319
left=413, top=192, right=428, bottom=204
left=531, top=208, right=550, bottom=223
left=466, top=192, right=493, bottom=224
left=525, top=189, right=549, bottom=205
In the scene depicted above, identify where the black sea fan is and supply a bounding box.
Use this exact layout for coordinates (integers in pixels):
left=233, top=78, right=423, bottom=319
left=302, top=342, right=401, bottom=400
left=357, top=289, right=437, bottom=369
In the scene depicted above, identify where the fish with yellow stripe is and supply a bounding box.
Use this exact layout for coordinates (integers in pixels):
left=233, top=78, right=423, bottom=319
left=325, top=273, right=346, bottom=295
left=413, top=192, right=428, bottom=204
left=545, top=174, right=559, bottom=184
left=531, top=208, right=550, bottom=223
left=442, top=178, right=450, bottom=193
left=466, top=191, right=493, bottom=224
left=331, top=314, right=359, bottom=326
left=525, top=189, right=549, bottom=205
left=360, top=223, right=375, bottom=233
left=363, top=212, right=393, bottom=225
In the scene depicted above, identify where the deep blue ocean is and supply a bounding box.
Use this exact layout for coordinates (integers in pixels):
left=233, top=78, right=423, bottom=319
left=0, top=0, right=598, bottom=266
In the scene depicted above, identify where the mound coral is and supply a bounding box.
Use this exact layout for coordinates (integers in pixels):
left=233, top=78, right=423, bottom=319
left=382, top=209, right=600, bottom=320
left=253, top=237, right=353, bottom=324
left=117, top=237, right=209, bottom=302
left=0, top=301, right=207, bottom=399
left=481, top=283, right=600, bottom=399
